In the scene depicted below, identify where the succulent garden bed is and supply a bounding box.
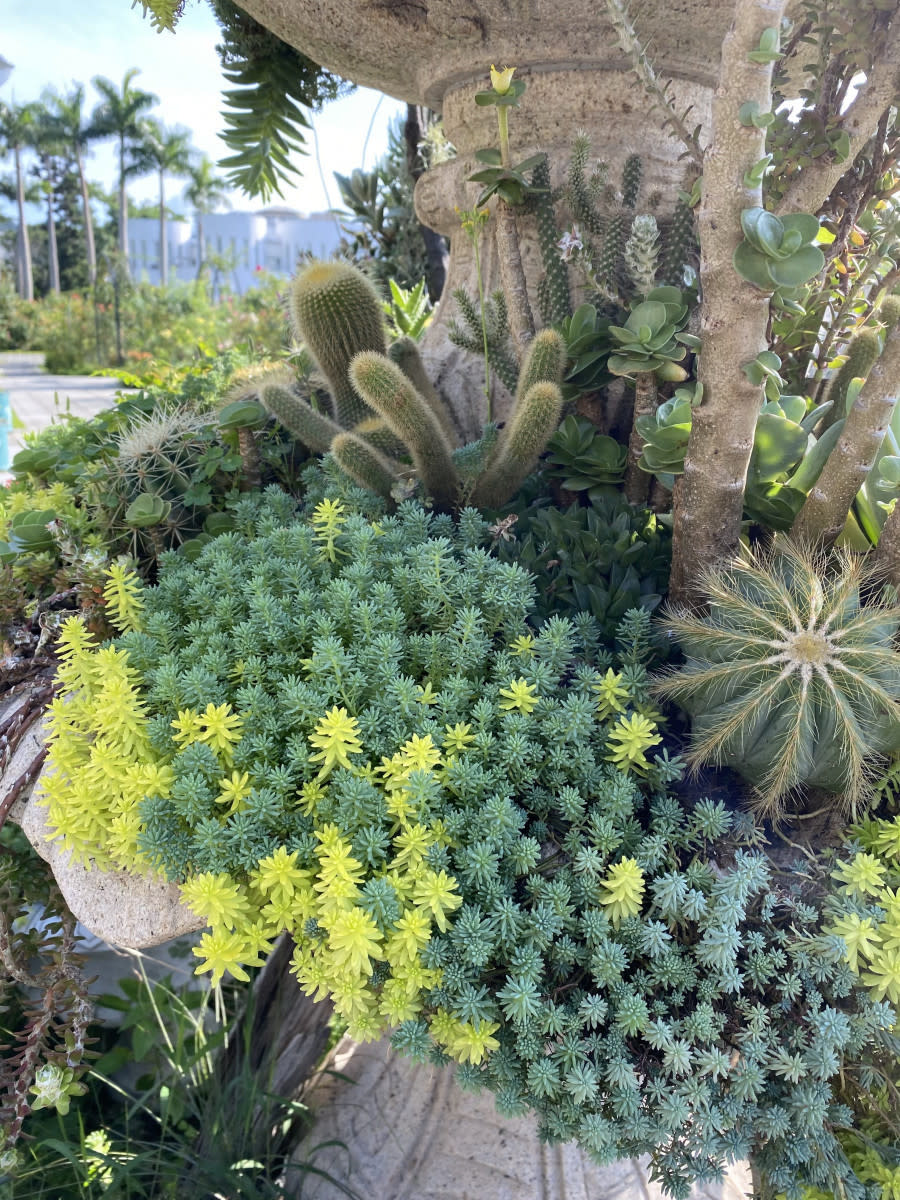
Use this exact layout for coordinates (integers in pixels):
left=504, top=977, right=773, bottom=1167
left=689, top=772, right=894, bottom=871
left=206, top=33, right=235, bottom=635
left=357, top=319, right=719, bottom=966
left=4, top=2, right=900, bottom=1194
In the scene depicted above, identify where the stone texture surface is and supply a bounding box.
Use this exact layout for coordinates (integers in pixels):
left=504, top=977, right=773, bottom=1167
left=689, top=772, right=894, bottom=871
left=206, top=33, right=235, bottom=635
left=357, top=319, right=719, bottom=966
left=20, top=786, right=205, bottom=949
left=235, top=0, right=736, bottom=108
left=290, top=1035, right=752, bottom=1200
left=2, top=698, right=49, bottom=828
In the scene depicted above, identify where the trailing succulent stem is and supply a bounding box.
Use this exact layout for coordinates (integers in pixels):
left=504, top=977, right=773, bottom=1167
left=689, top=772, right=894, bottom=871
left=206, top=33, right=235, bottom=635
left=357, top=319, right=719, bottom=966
left=624, top=373, right=658, bottom=505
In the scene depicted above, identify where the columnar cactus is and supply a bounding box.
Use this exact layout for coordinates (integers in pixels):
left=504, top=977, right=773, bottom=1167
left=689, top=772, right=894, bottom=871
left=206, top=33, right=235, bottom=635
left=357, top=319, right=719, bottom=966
left=288, top=260, right=387, bottom=427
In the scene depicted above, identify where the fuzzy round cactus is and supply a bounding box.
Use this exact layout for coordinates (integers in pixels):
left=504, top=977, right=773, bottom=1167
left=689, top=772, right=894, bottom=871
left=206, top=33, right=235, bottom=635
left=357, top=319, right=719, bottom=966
left=289, top=260, right=387, bottom=428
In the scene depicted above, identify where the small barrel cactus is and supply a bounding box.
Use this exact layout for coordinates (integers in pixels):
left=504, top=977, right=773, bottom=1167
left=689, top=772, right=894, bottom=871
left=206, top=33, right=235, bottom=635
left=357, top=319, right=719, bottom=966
left=654, top=541, right=900, bottom=817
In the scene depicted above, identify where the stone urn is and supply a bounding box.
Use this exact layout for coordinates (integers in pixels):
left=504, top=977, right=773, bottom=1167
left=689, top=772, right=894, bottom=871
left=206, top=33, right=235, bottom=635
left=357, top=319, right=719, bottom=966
left=234, top=0, right=729, bottom=434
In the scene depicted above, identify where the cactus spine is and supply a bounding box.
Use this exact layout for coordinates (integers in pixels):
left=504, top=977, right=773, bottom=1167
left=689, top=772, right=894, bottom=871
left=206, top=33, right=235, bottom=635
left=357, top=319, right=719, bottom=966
left=331, top=432, right=400, bottom=500
left=472, top=381, right=564, bottom=509
left=349, top=352, right=461, bottom=511
left=289, top=261, right=387, bottom=428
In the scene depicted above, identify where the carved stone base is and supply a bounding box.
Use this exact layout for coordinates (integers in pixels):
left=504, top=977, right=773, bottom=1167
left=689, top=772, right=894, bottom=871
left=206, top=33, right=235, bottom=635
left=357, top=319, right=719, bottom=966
left=290, top=1035, right=752, bottom=1200
left=19, top=789, right=204, bottom=949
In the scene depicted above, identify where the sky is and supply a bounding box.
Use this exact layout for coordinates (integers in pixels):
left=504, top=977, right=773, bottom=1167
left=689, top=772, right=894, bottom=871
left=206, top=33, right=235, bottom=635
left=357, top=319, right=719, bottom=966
left=1, top=0, right=405, bottom=218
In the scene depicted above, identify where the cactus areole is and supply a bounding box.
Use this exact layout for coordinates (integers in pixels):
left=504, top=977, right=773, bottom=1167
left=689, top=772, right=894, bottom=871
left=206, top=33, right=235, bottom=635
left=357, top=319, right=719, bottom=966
left=234, top=0, right=724, bottom=430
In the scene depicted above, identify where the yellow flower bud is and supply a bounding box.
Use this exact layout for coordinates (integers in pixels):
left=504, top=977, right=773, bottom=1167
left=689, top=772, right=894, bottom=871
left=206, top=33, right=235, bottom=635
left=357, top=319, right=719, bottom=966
left=490, top=64, right=515, bottom=95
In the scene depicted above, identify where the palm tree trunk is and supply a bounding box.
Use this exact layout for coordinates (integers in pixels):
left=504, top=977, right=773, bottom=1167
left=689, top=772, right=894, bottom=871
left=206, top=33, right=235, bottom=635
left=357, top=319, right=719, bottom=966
left=14, top=144, right=34, bottom=302
left=118, top=133, right=130, bottom=277
left=158, top=169, right=168, bottom=287
left=46, top=184, right=61, bottom=295
left=76, top=146, right=96, bottom=287
left=196, top=214, right=205, bottom=280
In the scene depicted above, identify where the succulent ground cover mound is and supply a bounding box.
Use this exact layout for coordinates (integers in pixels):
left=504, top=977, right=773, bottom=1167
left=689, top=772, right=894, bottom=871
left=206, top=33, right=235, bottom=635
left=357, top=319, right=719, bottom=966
left=31, top=489, right=891, bottom=1199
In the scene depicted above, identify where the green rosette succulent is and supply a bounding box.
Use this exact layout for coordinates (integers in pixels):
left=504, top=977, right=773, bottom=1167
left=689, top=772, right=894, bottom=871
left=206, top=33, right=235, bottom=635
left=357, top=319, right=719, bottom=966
left=545, top=415, right=626, bottom=499
left=559, top=304, right=613, bottom=400
left=636, top=383, right=702, bottom=486
left=606, top=287, right=698, bottom=381
left=733, top=208, right=825, bottom=292
left=655, top=541, right=900, bottom=817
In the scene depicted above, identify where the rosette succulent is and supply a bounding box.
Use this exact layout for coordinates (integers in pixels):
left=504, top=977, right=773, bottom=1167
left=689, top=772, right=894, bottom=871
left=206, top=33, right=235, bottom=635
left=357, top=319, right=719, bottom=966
left=606, top=287, right=698, bottom=381
left=733, top=207, right=825, bottom=293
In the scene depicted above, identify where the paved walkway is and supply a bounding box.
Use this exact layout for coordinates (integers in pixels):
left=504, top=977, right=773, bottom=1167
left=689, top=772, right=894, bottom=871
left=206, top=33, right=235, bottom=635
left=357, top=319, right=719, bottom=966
left=0, top=352, right=127, bottom=460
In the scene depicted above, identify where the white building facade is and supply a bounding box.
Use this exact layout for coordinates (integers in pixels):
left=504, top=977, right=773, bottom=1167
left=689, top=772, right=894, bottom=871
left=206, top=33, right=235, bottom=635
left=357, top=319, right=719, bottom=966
left=128, top=206, right=343, bottom=292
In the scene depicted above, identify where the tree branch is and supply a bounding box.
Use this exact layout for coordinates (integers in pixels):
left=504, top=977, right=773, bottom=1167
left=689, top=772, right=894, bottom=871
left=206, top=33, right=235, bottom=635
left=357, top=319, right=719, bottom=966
left=792, top=323, right=900, bottom=548
left=776, top=16, right=900, bottom=216
left=669, top=0, right=788, bottom=602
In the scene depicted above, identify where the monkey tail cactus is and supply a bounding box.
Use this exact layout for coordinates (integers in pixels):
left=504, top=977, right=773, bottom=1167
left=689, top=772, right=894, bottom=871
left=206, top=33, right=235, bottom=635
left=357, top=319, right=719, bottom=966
left=331, top=432, right=400, bottom=500
left=260, top=384, right=344, bottom=455
left=289, top=260, right=387, bottom=428
left=349, top=352, right=460, bottom=511
left=388, top=336, right=458, bottom=444
left=472, top=380, right=564, bottom=509
left=515, top=328, right=567, bottom=403
left=658, top=197, right=697, bottom=288
left=822, top=327, right=882, bottom=431
left=654, top=541, right=900, bottom=818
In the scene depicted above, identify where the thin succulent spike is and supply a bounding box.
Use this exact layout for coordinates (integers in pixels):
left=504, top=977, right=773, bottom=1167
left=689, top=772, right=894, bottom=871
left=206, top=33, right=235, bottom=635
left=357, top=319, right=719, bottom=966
left=331, top=432, right=400, bottom=500
left=685, top=664, right=797, bottom=769
left=824, top=661, right=900, bottom=722
left=687, top=574, right=797, bottom=640
left=813, top=670, right=868, bottom=815
left=755, top=679, right=816, bottom=817
left=704, top=569, right=802, bottom=635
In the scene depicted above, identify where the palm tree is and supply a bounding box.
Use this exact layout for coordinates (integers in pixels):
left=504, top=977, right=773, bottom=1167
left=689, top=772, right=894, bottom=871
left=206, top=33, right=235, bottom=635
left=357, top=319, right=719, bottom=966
left=45, top=84, right=100, bottom=286
left=132, top=119, right=193, bottom=286
left=90, top=69, right=157, bottom=276
left=30, top=101, right=70, bottom=295
left=0, top=100, right=37, bottom=300
left=183, top=155, right=229, bottom=279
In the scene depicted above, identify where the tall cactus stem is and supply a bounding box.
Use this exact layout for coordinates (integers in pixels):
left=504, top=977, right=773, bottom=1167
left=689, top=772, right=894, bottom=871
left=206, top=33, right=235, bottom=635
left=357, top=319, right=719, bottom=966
left=349, top=352, right=461, bottom=510
left=821, top=328, right=881, bottom=431
left=532, top=158, right=571, bottom=325
left=289, top=260, right=387, bottom=429
left=473, top=381, right=563, bottom=508
left=388, top=336, right=459, bottom=443
left=331, top=432, right=400, bottom=500
left=516, top=329, right=566, bottom=403
left=260, top=384, right=344, bottom=454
